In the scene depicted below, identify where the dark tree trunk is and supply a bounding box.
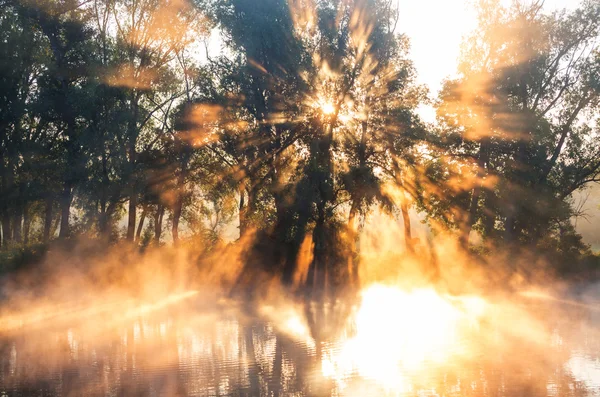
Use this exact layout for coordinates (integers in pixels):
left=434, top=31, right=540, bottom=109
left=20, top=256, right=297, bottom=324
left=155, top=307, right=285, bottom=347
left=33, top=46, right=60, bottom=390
left=44, top=196, right=53, bottom=243
left=308, top=126, right=334, bottom=298
left=504, top=139, right=528, bottom=243
left=136, top=207, right=147, bottom=241
left=1, top=210, right=10, bottom=247
left=1, top=214, right=9, bottom=250
left=22, top=204, right=30, bottom=245
left=13, top=182, right=25, bottom=243
left=400, top=189, right=413, bottom=253
left=172, top=152, right=189, bottom=246
left=238, top=185, right=246, bottom=237
left=154, top=204, right=164, bottom=244
left=0, top=148, right=4, bottom=250
left=347, top=200, right=360, bottom=286
left=393, top=165, right=414, bottom=254
left=281, top=195, right=310, bottom=285
left=343, top=99, right=369, bottom=283
left=239, top=185, right=256, bottom=238
left=462, top=184, right=481, bottom=246
left=309, top=215, right=327, bottom=297
left=171, top=198, right=182, bottom=244
left=504, top=215, right=517, bottom=243
left=99, top=200, right=109, bottom=237
left=59, top=183, right=72, bottom=239
left=12, top=206, right=22, bottom=244
left=127, top=194, right=136, bottom=242
left=1, top=152, right=13, bottom=249
left=482, top=202, right=496, bottom=242
left=461, top=139, right=490, bottom=247
left=126, top=94, right=139, bottom=242
left=52, top=211, right=61, bottom=238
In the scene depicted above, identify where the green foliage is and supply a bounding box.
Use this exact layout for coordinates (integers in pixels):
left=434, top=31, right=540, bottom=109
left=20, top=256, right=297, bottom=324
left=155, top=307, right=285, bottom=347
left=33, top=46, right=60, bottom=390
left=432, top=0, right=600, bottom=251
left=0, top=243, right=48, bottom=276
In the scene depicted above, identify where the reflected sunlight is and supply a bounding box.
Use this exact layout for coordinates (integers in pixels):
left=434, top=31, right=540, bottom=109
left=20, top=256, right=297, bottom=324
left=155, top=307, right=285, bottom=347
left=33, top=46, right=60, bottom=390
left=321, top=285, right=486, bottom=392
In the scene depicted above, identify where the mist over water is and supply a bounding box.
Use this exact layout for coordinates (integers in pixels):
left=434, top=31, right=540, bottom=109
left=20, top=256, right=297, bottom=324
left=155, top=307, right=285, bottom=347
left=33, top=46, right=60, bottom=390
left=0, top=239, right=598, bottom=397
left=1, top=281, right=600, bottom=396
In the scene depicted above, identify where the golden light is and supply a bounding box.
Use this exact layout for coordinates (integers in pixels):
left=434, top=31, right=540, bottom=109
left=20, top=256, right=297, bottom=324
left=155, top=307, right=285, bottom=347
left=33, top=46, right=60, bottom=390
left=321, top=101, right=335, bottom=115
left=259, top=303, right=316, bottom=349
left=0, top=290, right=200, bottom=334
left=321, top=284, right=486, bottom=392
left=125, top=290, right=199, bottom=317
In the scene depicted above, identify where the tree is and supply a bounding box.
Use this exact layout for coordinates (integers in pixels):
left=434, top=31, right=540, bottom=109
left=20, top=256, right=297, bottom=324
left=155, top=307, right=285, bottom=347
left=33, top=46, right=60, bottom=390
left=204, top=0, right=425, bottom=292
left=435, top=0, right=600, bottom=251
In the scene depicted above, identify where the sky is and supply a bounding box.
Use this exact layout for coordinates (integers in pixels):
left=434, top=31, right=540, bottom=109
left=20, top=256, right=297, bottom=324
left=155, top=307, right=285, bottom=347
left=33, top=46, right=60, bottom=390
left=395, top=0, right=579, bottom=99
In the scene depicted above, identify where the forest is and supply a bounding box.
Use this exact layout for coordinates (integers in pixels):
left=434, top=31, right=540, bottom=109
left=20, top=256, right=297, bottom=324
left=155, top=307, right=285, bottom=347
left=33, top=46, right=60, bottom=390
left=1, top=0, right=600, bottom=289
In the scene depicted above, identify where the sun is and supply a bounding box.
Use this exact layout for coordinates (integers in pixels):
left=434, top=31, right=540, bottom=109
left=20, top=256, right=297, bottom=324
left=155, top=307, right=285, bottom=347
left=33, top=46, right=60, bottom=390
left=321, top=101, right=335, bottom=115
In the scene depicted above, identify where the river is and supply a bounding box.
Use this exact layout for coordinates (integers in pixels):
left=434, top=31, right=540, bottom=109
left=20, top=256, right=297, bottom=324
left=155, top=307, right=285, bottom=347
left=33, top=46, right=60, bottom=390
left=1, top=285, right=599, bottom=396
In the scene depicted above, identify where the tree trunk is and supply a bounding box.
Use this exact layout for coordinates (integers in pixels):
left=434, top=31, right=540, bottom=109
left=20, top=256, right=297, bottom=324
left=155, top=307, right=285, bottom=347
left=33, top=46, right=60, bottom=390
left=44, top=196, right=53, bottom=243
left=1, top=152, right=13, bottom=249
left=136, top=207, right=147, bottom=241
left=154, top=204, right=164, bottom=245
left=0, top=148, right=4, bottom=250
left=52, top=211, right=61, bottom=238
left=59, top=183, right=72, bottom=239
left=400, top=189, right=413, bottom=254
left=393, top=165, right=414, bottom=254
left=171, top=199, right=182, bottom=244
left=126, top=93, right=139, bottom=242
left=343, top=98, right=369, bottom=283
left=238, top=184, right=247, bottom=238
left=504, top=215, right=516, bottom=243
left=1, top=211, right=10, bottom=249
left=99, top=199, right=109, bottom=238
left=127, top=194, right=136, bottom=241
left=171, top=186, right=183, bottom=245
left=482, top=199, right=496, bottom=242
left=172, top=152, right=188, bottom=246
left=308, top=126, right=334, bottom=298
left=461, top=140, right=489, bottom=247
left=462, top=185, right=481, bottom=247
left=281, top=194, right=311, bottom=285
left=347, top=200, right=360, bottom=286
left=1, top=215, right=9, bottom=250
left=13, top=182, right=25, bottom=243
left=239, top=185, right=256, bottom=238
left=12, top=207, right=22, bottom=244
left=22, top=204, right=30, bottom=245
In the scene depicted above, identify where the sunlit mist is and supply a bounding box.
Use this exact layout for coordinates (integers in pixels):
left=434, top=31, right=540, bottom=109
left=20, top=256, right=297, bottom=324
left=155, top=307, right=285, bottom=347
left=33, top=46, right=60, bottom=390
left=0, top=0, right=598, bottom=395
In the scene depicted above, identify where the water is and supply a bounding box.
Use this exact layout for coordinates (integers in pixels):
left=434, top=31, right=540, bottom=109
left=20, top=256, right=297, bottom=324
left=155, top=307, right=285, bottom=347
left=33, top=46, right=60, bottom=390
left=1, top=289, right=600, bottom=397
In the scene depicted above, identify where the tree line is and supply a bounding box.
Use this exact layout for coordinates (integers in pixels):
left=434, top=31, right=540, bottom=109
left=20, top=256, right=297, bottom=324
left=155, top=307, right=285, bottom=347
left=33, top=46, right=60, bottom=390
left=1, top=0, right=599, bottom=281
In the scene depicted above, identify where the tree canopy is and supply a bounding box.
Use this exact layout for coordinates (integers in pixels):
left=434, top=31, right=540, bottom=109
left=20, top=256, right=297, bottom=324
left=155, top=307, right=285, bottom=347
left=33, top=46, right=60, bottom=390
left=1, top=0, right=599, bottom=286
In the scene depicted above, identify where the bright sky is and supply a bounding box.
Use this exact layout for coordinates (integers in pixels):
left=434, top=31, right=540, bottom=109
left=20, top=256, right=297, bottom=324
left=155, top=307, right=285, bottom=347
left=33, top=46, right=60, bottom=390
left=395, top=0, right=580, bottom=112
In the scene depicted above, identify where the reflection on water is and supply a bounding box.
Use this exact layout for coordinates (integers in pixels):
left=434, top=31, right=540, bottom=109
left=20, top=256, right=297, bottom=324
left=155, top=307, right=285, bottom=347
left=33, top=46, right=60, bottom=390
left=0, top=286, right=599, bottom=396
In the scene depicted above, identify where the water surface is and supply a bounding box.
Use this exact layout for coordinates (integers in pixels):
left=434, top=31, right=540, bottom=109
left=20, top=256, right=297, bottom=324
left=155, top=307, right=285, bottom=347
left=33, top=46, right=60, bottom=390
left=0, top=287, right=599, bottom=396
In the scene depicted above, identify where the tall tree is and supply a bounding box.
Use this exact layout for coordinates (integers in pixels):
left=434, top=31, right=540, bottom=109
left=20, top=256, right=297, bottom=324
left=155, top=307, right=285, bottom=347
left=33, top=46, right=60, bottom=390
left=435, top=0, right=600, bottom=249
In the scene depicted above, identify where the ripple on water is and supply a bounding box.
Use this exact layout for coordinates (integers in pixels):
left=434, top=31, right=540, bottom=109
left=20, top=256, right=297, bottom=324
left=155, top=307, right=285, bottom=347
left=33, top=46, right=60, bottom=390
left=0, top=293, right=598, bottom=397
